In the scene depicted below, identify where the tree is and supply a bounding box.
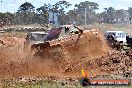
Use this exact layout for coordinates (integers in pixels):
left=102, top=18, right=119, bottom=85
left=0, top=13, right=5, bottom=21
left=0, top=12, right=14, bottom=25
left=67, top=9, right=78, bottom=23
left=98, top=12, right=108, bottom=23
left=114, top=9, right=126, bottom=23
left=53, top=0, right=71, bottom=25
left=36, top=3, right=49, bottom=24
left=4, top=12, right=13, bottom=25
left=105, top=7, right=115, bottom=23
left=128, top=7, right=132, bottom=24
left=99, top=7, right=115, bottom=24
left=18, top=2, right=35, bottom=12
left=17, top=2, right=35, bottom=24
left=74, top=1, right=99, bottom=24
left=75, top=1, right=99, bottom=13
left=36, top=0, right=71, bottom=25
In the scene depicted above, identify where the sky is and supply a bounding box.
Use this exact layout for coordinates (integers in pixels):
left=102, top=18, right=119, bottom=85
left=0, top=0, right=132, bottom=13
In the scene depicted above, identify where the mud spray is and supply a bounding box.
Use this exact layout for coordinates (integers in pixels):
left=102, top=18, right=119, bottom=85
left=0, top=30, right=131, bottom=80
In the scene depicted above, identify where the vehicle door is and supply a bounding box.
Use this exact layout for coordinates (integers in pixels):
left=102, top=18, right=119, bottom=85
left=116, top=32, right=127, bottom=43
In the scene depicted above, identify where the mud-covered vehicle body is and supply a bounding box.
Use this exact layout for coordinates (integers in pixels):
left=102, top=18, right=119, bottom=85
left=24, top=27, right=62, bottom=50
left=105, top=31, right=127, bottom=43
left=25, top=32, right=48, bottom=44
left=105, top=31, right=132, bottom=50
left=24, top=25, right=82, bottom=54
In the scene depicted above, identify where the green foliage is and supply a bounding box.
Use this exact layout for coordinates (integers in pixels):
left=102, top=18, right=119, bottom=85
left=128, top=7, right=132, bottom=17
left=36, top=4, right=49, bottom=14
left=114, top=9, right=126, bottom=18
left=68, top=1, right=99, bottom=25
left=75, top=1, right=99, bottom=13
left=18, top=2, right=35, bottom=12
left=1, top=1, right=132, bottom=25
left=98, top=7, right=128, bottom=24
left=36, top=3, right=49, bottom=24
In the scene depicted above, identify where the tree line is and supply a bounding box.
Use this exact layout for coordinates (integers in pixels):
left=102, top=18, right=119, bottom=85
left=0, top=0, right=132, bottom=25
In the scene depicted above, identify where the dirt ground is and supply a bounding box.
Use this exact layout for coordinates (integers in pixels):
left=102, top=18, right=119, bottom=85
left=0, top=29, right=131, bottom=82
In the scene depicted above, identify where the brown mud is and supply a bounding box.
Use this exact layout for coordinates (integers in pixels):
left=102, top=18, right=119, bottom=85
left=0, top=30, right=131, bottom=80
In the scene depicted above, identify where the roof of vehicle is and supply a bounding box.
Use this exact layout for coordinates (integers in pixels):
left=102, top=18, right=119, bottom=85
left=30, top=31, right=48, bottom=34
left=62, top=25, right=71, bottom=27
left=106, top=31, right=126, bottom=33
left=105, top=31, right=128, bottom=35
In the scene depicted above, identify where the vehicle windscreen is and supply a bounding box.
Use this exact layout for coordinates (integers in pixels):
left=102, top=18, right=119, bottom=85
left=116, top=33, right=127, bottom=38
left=30, top=34, right=47, bottom=41
left=105, top=32, right=116, bottom=37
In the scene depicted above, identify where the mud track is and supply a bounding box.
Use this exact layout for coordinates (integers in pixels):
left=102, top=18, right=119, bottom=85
left=0, top=30, right=131, bottom=80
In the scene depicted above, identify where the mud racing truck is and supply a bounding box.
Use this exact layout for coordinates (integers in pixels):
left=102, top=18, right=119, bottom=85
left=24, top=25, right=83, bottom=56
left=105, top=31, right=132, bottom=50
left=24, top=27, right=62, bottom=52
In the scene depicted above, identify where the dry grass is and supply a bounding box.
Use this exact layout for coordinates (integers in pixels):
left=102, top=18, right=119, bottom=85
left=1, top=79, right=131, bottom=88
left=0, top=32, right=27, bottom=38
left=83, top=23, right=132, bottom=34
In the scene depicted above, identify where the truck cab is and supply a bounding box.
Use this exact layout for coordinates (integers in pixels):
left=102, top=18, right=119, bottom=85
left=24, top=25, right=81, bottom=52
left=105, top=31, right=128, bottom=43
left=25, top=32, right=48, bottom=45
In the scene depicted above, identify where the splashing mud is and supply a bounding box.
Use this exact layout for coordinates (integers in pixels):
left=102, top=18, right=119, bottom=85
left=0, top=30, right=131, bottom=79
